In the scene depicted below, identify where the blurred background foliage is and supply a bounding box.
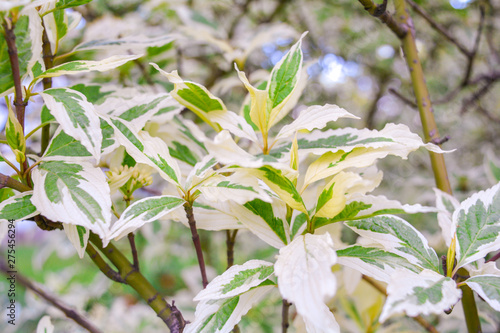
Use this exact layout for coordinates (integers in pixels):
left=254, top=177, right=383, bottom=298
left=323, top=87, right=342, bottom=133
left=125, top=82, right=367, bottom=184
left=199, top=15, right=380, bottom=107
left=1, top=0, right=499, bottom=331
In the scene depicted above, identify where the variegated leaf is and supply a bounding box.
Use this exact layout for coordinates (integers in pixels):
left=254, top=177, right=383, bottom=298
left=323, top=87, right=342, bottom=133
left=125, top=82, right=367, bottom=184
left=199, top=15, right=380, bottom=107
left=5, top=102, right=26, bottom=160
left=313, top=194, right=438, bottom=229
left=246, top=165, right=306, bottom=214
left=346, top=215, right=441, bottom=272
left=194, top=260, right=274, bottom=301
left=275, top=233, right=340, bottom=333
left=266, top=32, right=306, bottom=128
left=63, top=223, right=88, bottom=259
left=228, top=198, right=289, bottom=248
left=185, top=155, right=218, bottom=190
left=39, top=88, right=102, bottom=161
left=108, top=195, right=185, bottom=244
left=208, top=110, right=259, bottom=143
left=42, top=128, right=92, bottom=161
left=0, top=12, right=44, bottom=95
left=53, top=0, right=93, bottom=10
left=275, top=104, right=359, bottom=141
left=0, top=192, right=38, bottom=222
left=42, top=5, right=81, bottom=54
left=106, top=116, right=181, bottom=185
left=169, top=200, right=243, bottom=231
left=196, top=172, right=271, bottom=205
left=434, top=188, right=460, bottom=247
left=36, top=55, right=142, bottom=79
left=205, top=130, right=293, bottom=173
left=314, top=172, right=363, bottom=219
left=31, top=161, right=112, bottom=240
left=380, top=269, right=461, bottom=322
left=465, top=275, right=500, bottom=311
left=151, top=64, right=225, bottom=130
left=337, top=245, right=421, bottom=284
left=185, top=283, right=275, bottom=333
left=452, top=182, right=500, bottom=268
left=72, top=34, right=174, bottom=53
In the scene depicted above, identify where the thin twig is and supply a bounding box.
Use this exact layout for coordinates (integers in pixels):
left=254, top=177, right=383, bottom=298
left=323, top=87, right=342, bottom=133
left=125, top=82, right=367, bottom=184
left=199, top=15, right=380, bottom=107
left=358, top=0, right=408, bottom=38
left=461, top=5, right=485, bottom=87
left=487, top=251, right=500, bottom=263
left=226, top=230, right=238, bottom=269
left=406, top=0, right=470, bottom=56
left=282, top=299, right=291, bottom=333
left=366, top=81, right=387, bottom=129
left=388, top=88, right=417, bottom=108
left=184, top=203, right=209, bottom=288
left=40, top=18, right=54, bottom=155
left=128, top=232, right=140, bottom=271
left=0, top=260, right=103, bottom=333
left=227, top=0, right=253, bottom=39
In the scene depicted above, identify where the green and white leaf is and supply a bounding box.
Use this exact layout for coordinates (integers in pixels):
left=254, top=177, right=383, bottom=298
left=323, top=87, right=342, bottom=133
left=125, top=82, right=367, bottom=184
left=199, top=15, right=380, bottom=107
left=63, top=224, right=88, bottom=259
left=106, top=116, right=181, bottom=185
left=42, top=5, right=81, bottom=54
left=275, top=104, right=359, bottom=141
left=185, top=155, right=218, bottom=190
left=298, top=124, right=445, bottom=187
left=228, top=198, right=289, bottom=248
left=108, top=195, right=185, bottom=244
left=36, top=54, right=142, bottom=79
left=42, top=128, right=92, bottom=161
left=36, top=315, right=54, bottom=333
left=313, top=194, right=438, bottom=229
left=314, top=172, right=363, bottom=219
left=205, top=130, right=293, bottom=173
left=72, top=34, right=174, bottom=53
left=208, top=110, right=259, bottom=143
left=246, top=165, right=306, bottom=214
left=452, top=182, right=500, bottom=268
left=185, top=283, right=275, bottom=333
left=0, top=192, right=38, bottom=222
left=194, top=260, right=274, bottom=301
left=39, top=88, right=102, bottom=161
left=434, top=188, right=460, bottom=247
left=346, top=215, right=441, bottom=272
left=379, top=269, right=461, bottom=322
left=275, top=233, right=340, bottom=333
left=31, top=161, right=112, bottom=240
left=53, top=0, right=93, bottom=10
left=0, top=13, right=43, bottom=96
left=6, top=103, right=26, bottom=157
left=485, top=148, right=500, bottom=183
left=196, top=172, right=271, bottom=205
left=337, top=245, right=421, bottom=284
left=465, top=275, right=500, bottom=311
left=266, top=32, right=306, bottom=128
left=151, top=65, right=225, bottom=130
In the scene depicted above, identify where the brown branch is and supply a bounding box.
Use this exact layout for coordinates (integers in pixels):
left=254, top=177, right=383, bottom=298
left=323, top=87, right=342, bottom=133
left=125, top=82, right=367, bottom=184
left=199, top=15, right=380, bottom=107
left=366, top=81, right=388, bottom=129
left=2, top=18, right=27, bottom=130
left=0, top=173, right=32, bottom=192
left=184, top=203, right=209, bottom=288
left=0, top=260, right=102, bottom=333
left=41, top=19, right=54, bottom=156
left=227, top=0, right=253, bottom=39
left=128, top=232, right=140, bottom=271
left=226, top=230, right=238, bottom=269
left=461, top=5, right=485, bottom=87
left=358, top=0, right=408, bottom=39
left=282, top=299, right=291, bottom=333
left=406, top=0, right=470, bottom=56
left=388, top=88, right=417, bottom=107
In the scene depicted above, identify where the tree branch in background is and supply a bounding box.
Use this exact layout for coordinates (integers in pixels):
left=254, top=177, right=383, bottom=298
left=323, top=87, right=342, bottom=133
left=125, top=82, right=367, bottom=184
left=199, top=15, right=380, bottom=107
left=184, top=202, right=209, bottom=288
left=357, top=0, right=408, bottom=38
left=0, top=260, right=103, bottom=333
left=89, top=233, right=185, bottom=332
left=282, top=299, right=291, bottom=333
left=388, top=87, right=417, bottom=108
left=461, top=5, right=485, bottom=87
left=260, top=0, right=292, bottom=24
